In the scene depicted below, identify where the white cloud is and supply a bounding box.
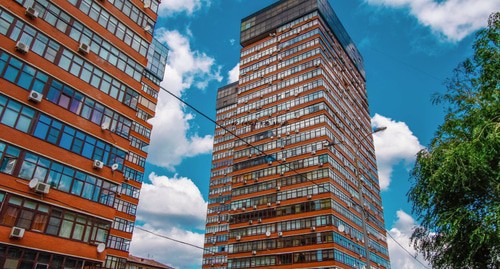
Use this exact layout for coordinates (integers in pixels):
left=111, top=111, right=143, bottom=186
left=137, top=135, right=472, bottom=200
left=227, top=63, right=240, bottom=83
left=388, top=210, right=431, bottom=269
left=131, top=224, right=204, bottom=269
left=147, top=29, right=221, bottom=170
left=371, top=114, right=424, bottom=190
left=158, top=0, right=211, bottom=16
left=365, top=0, right=497, bottom=41
left=136, top=173, right=207, bottom=228
left=131, top=173, right=207, bottom=269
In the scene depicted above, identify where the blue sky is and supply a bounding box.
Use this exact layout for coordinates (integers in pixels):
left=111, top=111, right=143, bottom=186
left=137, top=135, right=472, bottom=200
left=129, top=0, right=499, bottom=268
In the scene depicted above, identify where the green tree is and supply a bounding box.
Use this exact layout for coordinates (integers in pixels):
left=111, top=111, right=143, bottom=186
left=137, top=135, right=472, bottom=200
left=409, top=12, right=500, bottom=269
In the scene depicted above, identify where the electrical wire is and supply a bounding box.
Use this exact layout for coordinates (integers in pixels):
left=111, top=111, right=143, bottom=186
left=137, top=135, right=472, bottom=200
left=160, top=85, right=373, bottom=207
left=12, top=2, right=435, bottom=264
left=135, top=227, right=215, bottom=254
left=159, top=85, right=431, bottom=267
left=385, top=228, right=431, bottom=269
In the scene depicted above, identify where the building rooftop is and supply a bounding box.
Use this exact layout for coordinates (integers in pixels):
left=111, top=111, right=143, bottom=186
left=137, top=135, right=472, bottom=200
left=240, top=0, right=365, bottom=79
left=128, top=255, right=175, bottom=269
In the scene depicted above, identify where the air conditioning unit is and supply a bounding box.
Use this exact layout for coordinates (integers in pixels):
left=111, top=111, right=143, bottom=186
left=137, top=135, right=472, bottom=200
left=35, top=182, right=50, bottom=194
left=10, top=226, right=25, bottom=239
left=278, top=231, right=283, bottom=237
left=253, top=205, right=257, bottom=210
left=16, top=41, right=29, bottom=54
left=93, top=159, right=104, bottom=169
left=78, top=42, right=90, bottom=54
left=28, top=90, right=43, bottom=103
left=252, top=250, right=257, bottom=255
left=307, top=194, right=312, bottom=200
left=258, top=218, right=262, bottom=223
left=236, top=235, right=241, bottom=241
left=35, top=264, right=48, bottom=269
left=267, top=202, right=272, bottom=207
left=311, top=226, right=316, bottom=231
left=101, top=122, right=110, bottom=131
left=111, top=163, right=119, bottom=171
left=249, top=220, right=253, bottom=225
left=144, top=2, right=150, bottom=8
left=25, top=7, right=39, bottom=19
left=276, top=200, right=281, bottom=205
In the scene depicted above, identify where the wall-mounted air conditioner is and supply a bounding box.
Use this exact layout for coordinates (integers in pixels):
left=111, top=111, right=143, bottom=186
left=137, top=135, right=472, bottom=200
left=25, top=7, right=39, bottom=19
left=78, top=42, right=90, bottom=54
left=10, top=226, right=25, bottom=239
left=93, top=159, right=104, bottom=169
left=16, top=41, right=29, bottom=54
left=35, top=182, right=50, bottom=194
left=28, top=90, right=43, bottom=103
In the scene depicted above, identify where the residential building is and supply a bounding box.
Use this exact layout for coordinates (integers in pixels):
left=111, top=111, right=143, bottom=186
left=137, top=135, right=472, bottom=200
left=0, top=0, right=167, bottom=268
left=127, top=255, right=174, bottom=269
left=203, top=0, right=390, bottom=268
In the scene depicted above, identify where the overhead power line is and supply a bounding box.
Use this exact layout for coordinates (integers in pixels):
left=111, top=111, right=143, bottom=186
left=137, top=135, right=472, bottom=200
left=135, top=227, right=214, bottom=253
left=13, top=1, right=432, bottom=266
left=385, top=229, right=431, bottom=269
left=158, top=86, right=429, bottom=267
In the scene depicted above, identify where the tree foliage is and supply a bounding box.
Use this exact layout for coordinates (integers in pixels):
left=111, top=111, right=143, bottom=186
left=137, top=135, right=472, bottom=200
left=409, top=12, right=500, bottom=269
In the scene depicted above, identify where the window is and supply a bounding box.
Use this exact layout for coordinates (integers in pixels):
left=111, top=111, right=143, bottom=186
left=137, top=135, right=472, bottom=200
left=1, top=140, right=119, bottom=205
left=0, top=95, right=35, bottom=133
left=0, top=142, right=21, bottom=175
left=0, top=193, right=111, bottom=243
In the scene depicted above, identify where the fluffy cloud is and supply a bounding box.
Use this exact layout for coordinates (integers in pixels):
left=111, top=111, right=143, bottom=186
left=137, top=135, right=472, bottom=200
left=131, top=173, right=207, bottom=268
left=131, top=225, right=204, bottom=269
left=227, top=63, right=240, bottom=83
left=371, top=114, right=424, bottom=190
left=136, top=173, right=207, bottom=228
left=388, top=210, right=431, bottom=269
left=147, top=29, right=221, bottom=170
left=365, top=0, right=496, bottom=41
left=158, top=0, right=211, bottom=16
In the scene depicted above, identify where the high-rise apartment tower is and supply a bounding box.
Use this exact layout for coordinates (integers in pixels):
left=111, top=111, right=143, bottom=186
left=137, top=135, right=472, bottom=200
left=0, top=0, right=167, bottom=268
left=203, top=0, right=390, bottom=268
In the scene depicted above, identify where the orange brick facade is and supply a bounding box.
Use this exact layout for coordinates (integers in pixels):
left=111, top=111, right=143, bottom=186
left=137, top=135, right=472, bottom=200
left=0, top=0, right=166, bottom=268
left=203, top=1, right=390, bottom=268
